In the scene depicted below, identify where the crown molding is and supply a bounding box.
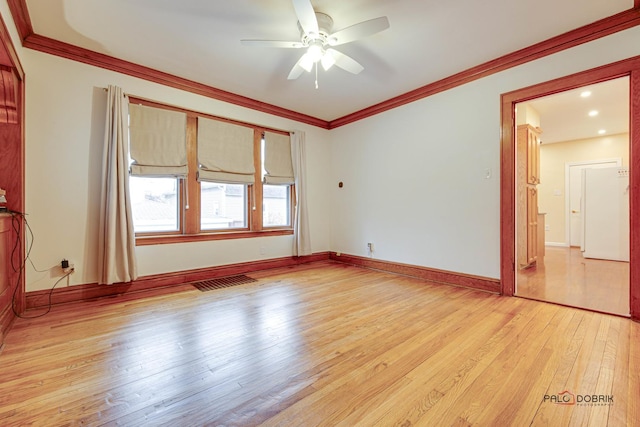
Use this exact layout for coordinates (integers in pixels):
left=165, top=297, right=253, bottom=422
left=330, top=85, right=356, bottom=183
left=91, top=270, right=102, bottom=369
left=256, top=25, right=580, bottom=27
left=6, top=0, right=31, bottom=42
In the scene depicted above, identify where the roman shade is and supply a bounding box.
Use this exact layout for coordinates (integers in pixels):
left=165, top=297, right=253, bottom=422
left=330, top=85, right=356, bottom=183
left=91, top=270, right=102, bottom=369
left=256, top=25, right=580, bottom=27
left=129, top=104, right=188, bottom=176
left=197, top=117, right=255, bottom=184
left=263, top=131, right=294, bottom=184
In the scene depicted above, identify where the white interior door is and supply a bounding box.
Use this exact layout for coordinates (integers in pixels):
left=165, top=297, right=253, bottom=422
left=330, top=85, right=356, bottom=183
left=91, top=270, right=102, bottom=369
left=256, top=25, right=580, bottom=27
left=567, top=160, right=620, bottom=246
left=582, top=167, right=630, bottom=261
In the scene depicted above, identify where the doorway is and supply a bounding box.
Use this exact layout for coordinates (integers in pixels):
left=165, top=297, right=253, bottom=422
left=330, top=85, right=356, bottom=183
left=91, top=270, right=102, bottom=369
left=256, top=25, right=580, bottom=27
left=513, top=79, right=630, bottom=316
left=500, top=57, right=640, bottom=321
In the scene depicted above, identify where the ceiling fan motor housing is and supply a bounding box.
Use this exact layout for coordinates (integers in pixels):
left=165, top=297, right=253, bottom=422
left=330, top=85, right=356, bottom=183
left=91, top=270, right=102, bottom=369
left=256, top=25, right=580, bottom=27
left=298, top=12, right=336, bottom=47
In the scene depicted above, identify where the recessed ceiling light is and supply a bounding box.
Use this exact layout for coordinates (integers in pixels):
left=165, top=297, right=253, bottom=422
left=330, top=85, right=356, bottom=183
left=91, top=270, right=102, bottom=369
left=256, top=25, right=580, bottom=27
left=598, top=129, right=606, bottom=135
left=588, top=110, right=599, bottom=117
left=580, top=91, right=592, bottom=98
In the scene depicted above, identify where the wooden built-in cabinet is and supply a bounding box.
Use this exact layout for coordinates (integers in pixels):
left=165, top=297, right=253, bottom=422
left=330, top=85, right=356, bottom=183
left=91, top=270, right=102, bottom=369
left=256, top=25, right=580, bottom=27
left=523, top=124, right=541, bottom=185
left=517, top=124, right=542, bottom=269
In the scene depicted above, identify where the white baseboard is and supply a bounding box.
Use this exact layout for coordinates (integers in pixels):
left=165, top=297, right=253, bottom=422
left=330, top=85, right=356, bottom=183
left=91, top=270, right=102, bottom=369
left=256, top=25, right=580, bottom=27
left=545, top=242, right=570, bottom=247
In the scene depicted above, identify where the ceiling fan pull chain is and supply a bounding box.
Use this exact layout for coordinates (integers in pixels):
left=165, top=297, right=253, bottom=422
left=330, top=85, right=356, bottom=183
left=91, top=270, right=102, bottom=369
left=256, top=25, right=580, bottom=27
left=315, top=62, right=319, bottom=89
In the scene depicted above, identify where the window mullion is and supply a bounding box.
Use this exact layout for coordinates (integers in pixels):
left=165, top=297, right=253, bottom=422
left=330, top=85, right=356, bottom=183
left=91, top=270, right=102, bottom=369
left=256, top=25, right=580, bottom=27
left=184, top=115, right=199, bottom=234
left=251, top=130, right=263, bottom=231
left=290, top=184, right=296, bottom=228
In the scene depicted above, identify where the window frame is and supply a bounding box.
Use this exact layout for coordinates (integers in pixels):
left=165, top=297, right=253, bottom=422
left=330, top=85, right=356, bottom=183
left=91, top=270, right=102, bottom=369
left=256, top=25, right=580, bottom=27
left=129, top=97, right=294, bottom=246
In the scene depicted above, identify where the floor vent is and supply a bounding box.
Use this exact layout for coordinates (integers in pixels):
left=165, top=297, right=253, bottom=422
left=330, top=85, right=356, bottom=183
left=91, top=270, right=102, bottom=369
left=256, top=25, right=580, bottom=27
left=192, top=275, right=257, bottom=292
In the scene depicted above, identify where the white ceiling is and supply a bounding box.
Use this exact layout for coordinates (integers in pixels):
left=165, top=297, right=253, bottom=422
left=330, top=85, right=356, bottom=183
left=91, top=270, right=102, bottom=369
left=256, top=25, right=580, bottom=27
left=522, top=76, right=630, bottom=144
left=24, top=0, right=633, bottom=123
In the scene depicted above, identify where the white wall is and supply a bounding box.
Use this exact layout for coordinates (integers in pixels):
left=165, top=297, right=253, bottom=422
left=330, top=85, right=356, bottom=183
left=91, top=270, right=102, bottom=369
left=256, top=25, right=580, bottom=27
left=330, top=26, right=640, bottom=279
left=21, top=51, right=331, bottom=291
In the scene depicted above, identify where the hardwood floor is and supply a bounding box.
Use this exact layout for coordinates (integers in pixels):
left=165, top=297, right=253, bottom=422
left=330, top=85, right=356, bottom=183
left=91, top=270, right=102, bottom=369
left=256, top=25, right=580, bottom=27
left=0, top=261, right=637, bottom=426
left=517, top=246, right=630, bottom=316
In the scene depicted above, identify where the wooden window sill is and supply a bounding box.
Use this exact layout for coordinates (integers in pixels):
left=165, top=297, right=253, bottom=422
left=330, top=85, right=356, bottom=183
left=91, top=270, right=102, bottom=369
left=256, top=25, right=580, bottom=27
left=135, top=229, right=294, bottom=246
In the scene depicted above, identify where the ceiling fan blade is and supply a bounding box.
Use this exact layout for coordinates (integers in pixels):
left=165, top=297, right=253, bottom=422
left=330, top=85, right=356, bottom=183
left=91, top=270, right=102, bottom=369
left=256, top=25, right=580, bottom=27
left=292, top=0, right=318, bottom=35
left=328, top=16, right=390, bottom=46
left=326, top=49, right=364, bottom=74
left=241, top=40, right=304, bottom=48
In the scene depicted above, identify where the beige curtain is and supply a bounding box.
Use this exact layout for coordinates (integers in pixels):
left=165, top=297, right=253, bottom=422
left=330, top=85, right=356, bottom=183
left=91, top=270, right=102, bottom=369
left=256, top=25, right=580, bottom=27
left=197, top=117, right=255, bottom=183
left=264, top=131, right=294, bottom=184
left=129, top=104, right=188, bottom=177
left=98, top=85, right=138, bottom=284
left=291, top=131, right=312, bottom=256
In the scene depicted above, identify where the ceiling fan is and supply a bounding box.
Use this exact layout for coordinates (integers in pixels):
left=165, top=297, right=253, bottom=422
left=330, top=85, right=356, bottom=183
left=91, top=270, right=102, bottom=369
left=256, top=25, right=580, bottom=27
left=241, top=0, right=389, bottom=86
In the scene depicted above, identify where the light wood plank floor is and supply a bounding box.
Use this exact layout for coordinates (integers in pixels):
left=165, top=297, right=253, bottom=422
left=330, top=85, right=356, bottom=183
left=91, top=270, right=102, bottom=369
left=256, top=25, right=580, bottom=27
left=517, top=246, right=630, bottom=316
left=0, top=261, right=637, bottom=426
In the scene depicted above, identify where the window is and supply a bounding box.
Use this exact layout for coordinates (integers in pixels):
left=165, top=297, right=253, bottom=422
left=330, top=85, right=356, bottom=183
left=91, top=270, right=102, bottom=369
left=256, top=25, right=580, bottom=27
left=200, top=182, right=247, bottom=230
left=130, top=176, right=180, bottom=233
left=262, top=130, right=295, bottom=229
left=263, top=184, right=291, bottom=227
left=128, top=102, right=187, bottom=235
left=127, top=98, right=294, bottom=244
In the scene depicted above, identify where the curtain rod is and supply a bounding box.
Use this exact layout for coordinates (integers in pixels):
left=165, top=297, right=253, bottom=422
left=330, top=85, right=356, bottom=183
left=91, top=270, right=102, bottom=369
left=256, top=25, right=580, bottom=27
left=102, top=87, right=128, bottom=96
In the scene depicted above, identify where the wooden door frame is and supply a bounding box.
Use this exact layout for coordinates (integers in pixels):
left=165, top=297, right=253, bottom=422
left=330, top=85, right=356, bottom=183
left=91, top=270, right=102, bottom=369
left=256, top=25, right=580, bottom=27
left=500, top=55, right=640, bottom=321
left=0, top=13, right=25, bottom=317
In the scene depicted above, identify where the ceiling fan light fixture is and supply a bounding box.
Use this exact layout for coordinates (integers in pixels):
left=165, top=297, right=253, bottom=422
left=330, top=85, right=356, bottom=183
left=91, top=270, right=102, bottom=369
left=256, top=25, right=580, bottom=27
left=321, top=53, right=335, bottom=70
left=307, top=44, right=324, bottom=63
left=299, top=53, right=314, bottom=72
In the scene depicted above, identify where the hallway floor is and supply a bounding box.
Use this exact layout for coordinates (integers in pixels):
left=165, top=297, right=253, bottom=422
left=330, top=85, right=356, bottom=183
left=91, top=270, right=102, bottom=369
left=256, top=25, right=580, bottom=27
left=517, top=246, right=630, bottom=316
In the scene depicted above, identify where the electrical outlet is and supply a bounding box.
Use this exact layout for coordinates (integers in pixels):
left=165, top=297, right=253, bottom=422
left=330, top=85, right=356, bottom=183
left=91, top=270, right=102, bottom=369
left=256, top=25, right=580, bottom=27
left=367, top=242, right=374, bottom=252
left=61, top=259, right=75, bottom=274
